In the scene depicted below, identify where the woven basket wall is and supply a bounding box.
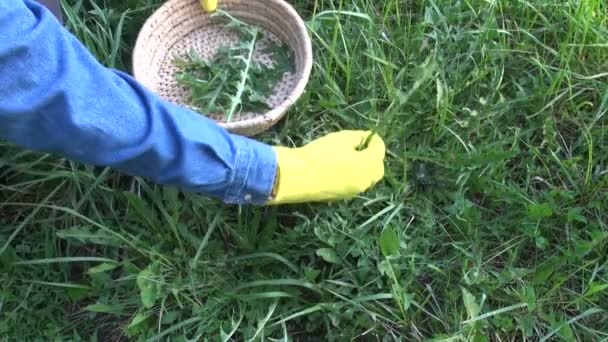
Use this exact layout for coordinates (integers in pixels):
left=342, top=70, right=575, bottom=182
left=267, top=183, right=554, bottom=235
left=132, top=0, right=313, bottom=136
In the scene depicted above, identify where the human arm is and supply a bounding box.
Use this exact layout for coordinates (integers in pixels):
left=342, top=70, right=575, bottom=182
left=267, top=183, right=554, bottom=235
left=0, top=0, right=277, bottom=204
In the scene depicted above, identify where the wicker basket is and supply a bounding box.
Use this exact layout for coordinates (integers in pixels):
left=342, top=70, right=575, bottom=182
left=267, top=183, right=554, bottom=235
left=132, top=0, right=313, bottom=136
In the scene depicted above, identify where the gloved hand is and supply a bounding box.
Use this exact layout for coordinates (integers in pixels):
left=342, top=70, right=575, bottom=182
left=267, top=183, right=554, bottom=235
left=267, top=131, right=385, bottom=205
left=200, top=0, right=217, bottom=12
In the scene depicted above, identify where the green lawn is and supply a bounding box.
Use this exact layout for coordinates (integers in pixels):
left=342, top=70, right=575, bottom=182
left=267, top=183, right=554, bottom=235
left=1, top=0, right=607, bottom=340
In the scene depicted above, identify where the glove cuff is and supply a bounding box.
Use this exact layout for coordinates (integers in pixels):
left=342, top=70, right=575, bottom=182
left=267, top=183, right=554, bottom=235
left=267, top=146, right=304, bottom=205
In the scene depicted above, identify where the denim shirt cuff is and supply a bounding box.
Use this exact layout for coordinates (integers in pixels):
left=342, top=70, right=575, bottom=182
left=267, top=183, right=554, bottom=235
left=224, top=134, right=277, bottom=205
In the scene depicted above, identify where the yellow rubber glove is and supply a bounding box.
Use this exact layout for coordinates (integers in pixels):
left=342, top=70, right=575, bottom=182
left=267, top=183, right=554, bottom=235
left=268, top=131, right=385, bottom=205
left=200, top=0, right=217, bottom=12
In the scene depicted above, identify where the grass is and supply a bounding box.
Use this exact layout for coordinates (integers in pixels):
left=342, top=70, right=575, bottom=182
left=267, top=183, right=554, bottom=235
left=1, top=0, right=607, bottom=340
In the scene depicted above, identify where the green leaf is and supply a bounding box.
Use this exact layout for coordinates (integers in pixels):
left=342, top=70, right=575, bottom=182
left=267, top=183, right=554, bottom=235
left=84, top=303, right=125, bottom=315
left=136, top=264, right=160, bottom=309
left=549, top=316, right=574, bottom=341
left=378, top=259, right=391, bottom=276
left=462, top=288, right=480, bottom=319
left=87, top=262, right=119, bottom=275
left=493, top=315, right=515, bottom=332
left=401, top=292, right=412, bottom=311
left=533, top=256, right=565, bottom=284
left=304, top=267, right=321, bottom=282
left=567, top=207, right=587, bottom=224
left=379, top=227, right=400, bottom=257
left=161, top=311, right=179, bottom=325
left=585, top=283, right=608, bottom=297
left=526, top=203, right=553, bottom=220
left=472, top=334, right=489, bottom=342
left=66, top=287, right=91, bottom=301
left=128, top=311, right=150, bottom=328
left=316, top=248, right=342, bottom=264
left=56, top=225, right=121, bottom=246
left=523, top=286, right=536, bottom=311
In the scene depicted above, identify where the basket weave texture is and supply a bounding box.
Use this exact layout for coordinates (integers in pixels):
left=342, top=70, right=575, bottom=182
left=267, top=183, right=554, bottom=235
left=133, top=0, right=313, bottom=136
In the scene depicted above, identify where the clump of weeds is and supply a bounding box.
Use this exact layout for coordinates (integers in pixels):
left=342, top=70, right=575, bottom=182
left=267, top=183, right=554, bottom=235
left=173, top=10, right=294, bottom=122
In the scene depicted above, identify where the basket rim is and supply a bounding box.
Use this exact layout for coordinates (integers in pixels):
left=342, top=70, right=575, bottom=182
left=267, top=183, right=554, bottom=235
left=132, top=0, right=313, bottom=135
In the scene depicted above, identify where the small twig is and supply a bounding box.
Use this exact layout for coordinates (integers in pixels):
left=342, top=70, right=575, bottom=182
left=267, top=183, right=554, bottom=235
left=356, top=130, right=376, bottom=151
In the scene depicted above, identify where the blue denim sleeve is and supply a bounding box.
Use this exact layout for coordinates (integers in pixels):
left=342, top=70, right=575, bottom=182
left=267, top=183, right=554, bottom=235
left=0, top=0, right=277, bottom=205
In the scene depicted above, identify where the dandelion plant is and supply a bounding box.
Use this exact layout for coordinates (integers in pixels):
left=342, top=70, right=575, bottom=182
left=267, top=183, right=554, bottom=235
left=173, top=10, right=294, bottom=122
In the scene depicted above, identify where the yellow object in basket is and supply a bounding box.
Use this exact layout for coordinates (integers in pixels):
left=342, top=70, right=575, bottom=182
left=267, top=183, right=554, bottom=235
left=268, top=131, right=386, bottom=205
left=200, top=0, right=217, bottom=12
